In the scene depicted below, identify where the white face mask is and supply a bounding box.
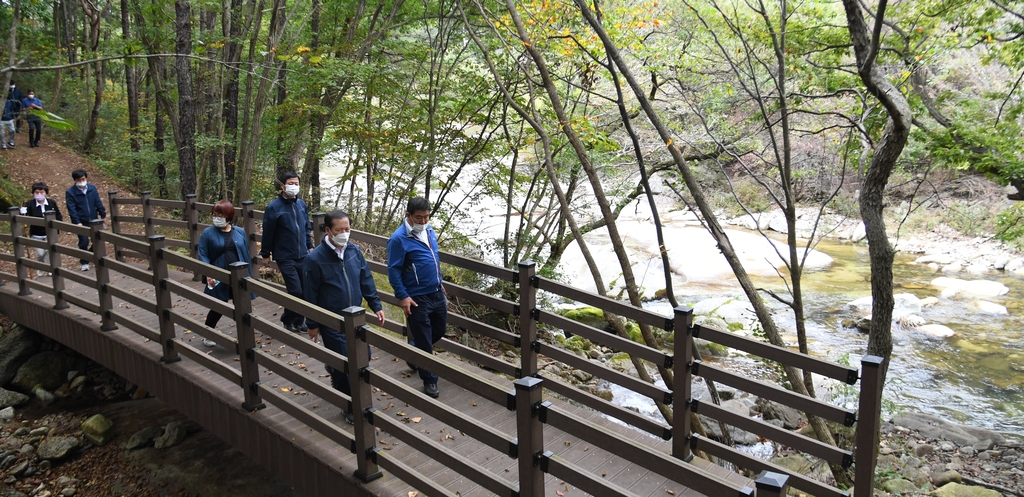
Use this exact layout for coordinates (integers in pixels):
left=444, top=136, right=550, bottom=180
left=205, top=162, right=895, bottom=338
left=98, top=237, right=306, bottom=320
left=411, top=223, right=427, bottom=235
left=212, top=216, right=228, bottom=228
left=34, top=194, right=46, bottom=203
left=283, top=184, right=300, bottom=197
left=76, top=181, right=87, bottom=190
left=331, top=230, right=350, bottom=247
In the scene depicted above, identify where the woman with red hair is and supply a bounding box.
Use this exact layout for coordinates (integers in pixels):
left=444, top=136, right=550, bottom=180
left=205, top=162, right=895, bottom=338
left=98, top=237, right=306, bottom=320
left=197, top=200, right=253, bottom=346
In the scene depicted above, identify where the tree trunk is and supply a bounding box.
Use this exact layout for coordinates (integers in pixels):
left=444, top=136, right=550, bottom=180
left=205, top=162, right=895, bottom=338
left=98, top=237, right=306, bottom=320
left=233, top=0, right=285, bottom=202
left=175, top=0, right=197, bottom=198
left=3, top=0, right=19, bottom=88
left=121, top=0, right=141, bottom=177
left=80, top=0, right=106, bottom=153
left=220, top=0, right=247, bottom=200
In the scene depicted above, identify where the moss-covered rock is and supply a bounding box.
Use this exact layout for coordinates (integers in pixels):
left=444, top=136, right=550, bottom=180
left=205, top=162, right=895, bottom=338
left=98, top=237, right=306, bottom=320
left=560, top=307, right=607, bottom=329
left=930, top=483, right=1001, bottom=497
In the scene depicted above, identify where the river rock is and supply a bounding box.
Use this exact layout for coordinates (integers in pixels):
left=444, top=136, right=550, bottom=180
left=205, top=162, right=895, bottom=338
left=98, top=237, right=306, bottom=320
left=0, top=326, right=42, bottom=388
left=1005, top=258, right=1024, bottom=272
left=931, top=482, right=1002, bottom=497
left=0, top=388, right=29, bottom=409
left=12, top=351, right=76, bottom=392
left=698, top=400, right=758, bottom=445
left=920, top=296, right=939, bottom=307
left=756, top=398, right=804, bottom=430
left=968, top=301, right=1008, bottom=315
left=125, top=426, right=162, bottom=450
left=36, top=436, right=80, bottom=461
left=693, top=315, right=729, bottom=332
left=0, top=407, right=13, bottom=421
left=915, top=324, right=956, bottom=338
left=932, top=469, right=962, bottom=487
left=154, top=421, right=187, bottom=449
left=847, top=293, right=922, bottom=317
left=881, top=478, right=919, bottom=494
left=692, top=297, right=755, bottom=327
left=81, top=414, right=113, bottom=446
left=930, top=277, right=1009, bottom=298
left=892, top=413, right=1005, bottom=446
left=916, top=254, right=956, bottom=265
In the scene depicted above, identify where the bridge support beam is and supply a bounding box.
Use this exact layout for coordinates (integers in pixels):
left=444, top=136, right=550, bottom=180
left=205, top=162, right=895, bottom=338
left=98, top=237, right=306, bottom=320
left=45, top=210, right=68, bottom=310
left=92, top=219, right=117, bottom=331
left=233, top=261, right=265, bottom=411
left=242, top=201, right=258, bottom=266
left=517, top=261, right=538, bottom=378
left=108, top=191, right=123, bottom=262
left=186, top=194, right=201, bottom=282
left=9, top=207, right=31, bottom=296
left=854, top=355, right=884, bottom=496
left=754, top=470, right=789, bottom=497
left=344, top=306, right=381, bottom=483
left=149, top=235, right=180, bottom=363
left=672, top=306, right=694, bottom=461
left=513, top=376, right=546, bottom=497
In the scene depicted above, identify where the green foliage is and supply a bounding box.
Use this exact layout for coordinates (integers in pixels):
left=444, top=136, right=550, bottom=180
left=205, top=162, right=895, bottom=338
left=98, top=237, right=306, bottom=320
left=996, top=203, right=1024, bottom=249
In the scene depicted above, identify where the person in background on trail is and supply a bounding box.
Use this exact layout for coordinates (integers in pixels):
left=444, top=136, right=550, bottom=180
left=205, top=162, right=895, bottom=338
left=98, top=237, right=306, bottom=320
left=387, top=196, right=447, bottom=399
left=21, top=90, right=42, bottom=148
left=1, top=99, right=15, bottom=150
left=65, top=169, right=106, bottom=271
left=6, top=81, right=22, bottom=133
left=197, top=200, right=253, bottom=348
left=302, top=210, right=385, bottom=424
left=259, top=171, right=313, bottom=334
left=22, top=182, right=63, bottom=278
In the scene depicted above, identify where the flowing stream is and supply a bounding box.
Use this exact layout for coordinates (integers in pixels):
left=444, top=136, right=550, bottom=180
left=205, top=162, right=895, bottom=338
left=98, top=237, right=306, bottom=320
left=319, top=158, right=1023, bottom=436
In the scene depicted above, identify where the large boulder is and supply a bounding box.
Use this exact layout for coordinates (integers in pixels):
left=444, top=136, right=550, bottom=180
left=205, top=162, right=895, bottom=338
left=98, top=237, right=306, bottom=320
left=891, top=413, right=1005, bottom=446
left=154, top=421, right=188, bottom=449
left=930, top=277, right=1009, bottom=298
left=36, top=436, right=80, bottom=461
left=81, top=414, right=114, bottom=446
left=698, top=399, right=758, bottom=445
left=930, top=482, right=1002, bottom=497
left=0, top=387, right=29, bottom=409
left=848, top=293, right=922, bottom=317
left=0, top=326, right=42, bottom=388
left=915, top=324, right=956, bottom=338
left=756, top=398, right=804, bottom=430
left=12, top=351, right=76, bottom=392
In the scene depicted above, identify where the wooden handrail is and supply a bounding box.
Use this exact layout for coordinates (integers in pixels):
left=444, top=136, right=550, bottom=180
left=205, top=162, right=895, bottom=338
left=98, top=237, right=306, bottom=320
left=0, top=192, right=883, bottom=497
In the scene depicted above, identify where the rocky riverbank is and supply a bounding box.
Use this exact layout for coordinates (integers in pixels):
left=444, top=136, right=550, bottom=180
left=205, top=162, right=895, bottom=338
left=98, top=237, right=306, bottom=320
left=0, top=321, right=303, bottom=497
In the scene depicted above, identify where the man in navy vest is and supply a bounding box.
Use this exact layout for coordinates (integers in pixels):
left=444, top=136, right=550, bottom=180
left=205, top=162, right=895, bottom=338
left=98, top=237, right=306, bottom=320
left=259, top=172, right=313, bottom=333
left=65, top=169, right=106, bottom=271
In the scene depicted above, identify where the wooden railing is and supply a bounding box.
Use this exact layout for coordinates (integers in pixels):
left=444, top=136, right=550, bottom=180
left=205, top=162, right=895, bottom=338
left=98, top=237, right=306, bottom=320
left=0, top=191, right=885, bottom=497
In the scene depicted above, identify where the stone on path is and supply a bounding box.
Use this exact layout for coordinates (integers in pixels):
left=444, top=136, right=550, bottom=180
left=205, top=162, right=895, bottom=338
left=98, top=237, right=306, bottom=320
left=0, top=388, right=29, bottom=409
left=80, top=414, right=114, bottom=446
left=125, top=426, right=162, bottom=450
left=153, top=421, right=187, bottom=449
left=931, top=470, right=962, bottom=487
left=0, top=406, right=14, bottom=421
left=36, top=436, right=80, bottom=461
left=881, top=478, right=919, bottom=494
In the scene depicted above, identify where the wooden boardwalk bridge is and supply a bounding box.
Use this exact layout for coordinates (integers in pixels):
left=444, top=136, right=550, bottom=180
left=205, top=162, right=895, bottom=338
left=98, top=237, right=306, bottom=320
left=0, top=193, right=884, bottom=497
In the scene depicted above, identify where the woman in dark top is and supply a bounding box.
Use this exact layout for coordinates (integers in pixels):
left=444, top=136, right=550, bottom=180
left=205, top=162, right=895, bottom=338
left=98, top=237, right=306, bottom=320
left=197, top=200, right=252, bottom=346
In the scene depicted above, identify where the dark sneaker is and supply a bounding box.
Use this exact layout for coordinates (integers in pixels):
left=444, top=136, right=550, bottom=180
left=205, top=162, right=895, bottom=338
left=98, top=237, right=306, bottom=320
left=341, top=410, right=355, bottom=425
left=424, top=383, right=439, bottom=398
left=294, top=323, right=309, bottom=333
left=407, top=362, right=418, bottom=372
left=282, top=322, right=297, bottom=333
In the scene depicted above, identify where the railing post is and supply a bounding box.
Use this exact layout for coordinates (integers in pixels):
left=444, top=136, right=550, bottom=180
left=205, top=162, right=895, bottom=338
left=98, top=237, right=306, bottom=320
left=754, top=471, right=789, bottom=497
left=517, top=261, right=538, bottom=377
left=342, top=306, right=381, bottom=483
left=513, top=376, right=546, bottom=497
left=312, top=212, right=325, bottom=247
left=92, top=220, right=117, bottom=331
left=108, top=191, right=123, bottom=261
left=673, top=306, right=695, bottom=461
left=242, top=201, right=258, bottom=265
left=231, top=261, right=265, bottom=411
left=9, top=207, right=30, bottom=296
left=45, top=211, right=68, bottom=310
left=854, top=355, right=884, bottom=497
left=185, top=194, right=201, bottom=281
left=140, top=191, right=155, bottom=239
left=148, top=235, right=179, bottom=363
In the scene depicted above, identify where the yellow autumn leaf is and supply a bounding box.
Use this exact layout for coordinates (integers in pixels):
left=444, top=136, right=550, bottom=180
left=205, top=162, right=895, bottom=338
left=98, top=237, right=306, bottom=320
left=280, top=387, right=291, bottom=392
left=411, top=417, right=422, bottom=423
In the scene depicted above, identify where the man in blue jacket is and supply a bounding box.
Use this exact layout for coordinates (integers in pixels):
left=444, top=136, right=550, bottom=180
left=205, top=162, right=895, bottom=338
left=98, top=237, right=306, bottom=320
left=303, top=210, right=385, bottom=424
left=387, top=197, right=447, bottom=398
left=259, top=172, right=313, bottom=333
left=65, top=169, right=106, bottom=271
